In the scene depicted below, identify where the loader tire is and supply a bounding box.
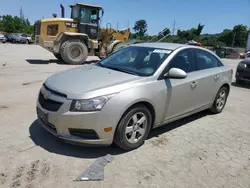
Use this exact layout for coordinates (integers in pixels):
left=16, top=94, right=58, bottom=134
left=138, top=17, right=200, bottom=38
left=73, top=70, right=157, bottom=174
left=111, top=42, right=127, bottom=54
left=60, top=39, right=88, bottom=65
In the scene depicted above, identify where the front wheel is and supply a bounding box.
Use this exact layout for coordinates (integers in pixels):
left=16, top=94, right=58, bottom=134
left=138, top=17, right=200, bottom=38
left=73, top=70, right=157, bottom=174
left=60, top=39, right=88, bottom=65
left=114, top=105, right=152, bottom=151
left=209, top=86, right=229, bottom=114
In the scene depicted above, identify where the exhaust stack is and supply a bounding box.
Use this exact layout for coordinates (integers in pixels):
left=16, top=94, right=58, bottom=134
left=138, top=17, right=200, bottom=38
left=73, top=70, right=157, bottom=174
left=60, top=4, right=65, bottom=18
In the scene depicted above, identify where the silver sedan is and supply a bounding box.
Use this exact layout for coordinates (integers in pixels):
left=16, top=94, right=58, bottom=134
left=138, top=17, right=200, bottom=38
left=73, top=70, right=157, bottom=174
left=36, top=43, right=233, bottom=151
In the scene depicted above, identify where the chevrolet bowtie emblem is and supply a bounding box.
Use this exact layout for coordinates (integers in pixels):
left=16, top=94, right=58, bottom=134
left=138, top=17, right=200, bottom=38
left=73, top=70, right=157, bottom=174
left=43, top=92, right=49, bottom=99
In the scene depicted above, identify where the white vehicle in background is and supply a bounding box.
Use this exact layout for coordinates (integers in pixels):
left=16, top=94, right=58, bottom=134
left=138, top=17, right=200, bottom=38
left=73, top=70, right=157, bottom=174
left=16, top=33, right=33, bottom=44
left=0, top=34, right=7, bottom=43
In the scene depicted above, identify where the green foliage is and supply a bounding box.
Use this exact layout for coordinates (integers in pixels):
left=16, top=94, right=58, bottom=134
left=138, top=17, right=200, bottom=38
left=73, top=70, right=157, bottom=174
left=177, top=23, right=205, bottom=42
left=130, top=20, right=249, bottom=47
left=0, top=14, right=33, bottom=34
left=133, top=19, right=147, bottom=38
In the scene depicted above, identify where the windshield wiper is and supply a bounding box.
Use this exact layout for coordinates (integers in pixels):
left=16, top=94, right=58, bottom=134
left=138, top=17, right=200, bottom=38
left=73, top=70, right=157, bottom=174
left=105, top=66, right=138, bottom=76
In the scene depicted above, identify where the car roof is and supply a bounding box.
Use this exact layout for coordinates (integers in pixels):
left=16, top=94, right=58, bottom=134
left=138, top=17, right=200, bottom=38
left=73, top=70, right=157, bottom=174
left=130, top=42, right=187, bottom=50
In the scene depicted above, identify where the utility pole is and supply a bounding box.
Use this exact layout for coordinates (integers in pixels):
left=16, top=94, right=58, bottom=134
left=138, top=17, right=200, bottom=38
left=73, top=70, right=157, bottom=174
left=20, top=6, right=24, bottom=21
left=172, top=20, right=176, bottom=35
left=232, top=32, right=236, bottom=47
left=116, top=21, right=119, bottom=30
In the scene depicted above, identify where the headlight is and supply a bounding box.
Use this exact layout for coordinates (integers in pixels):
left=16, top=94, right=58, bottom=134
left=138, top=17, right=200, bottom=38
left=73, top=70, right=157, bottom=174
left=70, top=94, right=116, bottom=112
left=238, top=62, right=246, bottom=68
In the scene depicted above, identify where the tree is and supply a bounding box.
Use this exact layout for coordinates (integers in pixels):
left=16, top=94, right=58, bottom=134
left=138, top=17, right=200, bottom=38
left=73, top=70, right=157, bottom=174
left=1, top=15, right=15, bottom=33
left=194, top=23, right=205, bottom=36
left=0, top=14, right=33, bottom=34
left=232, top=24, right=248, bottom=47
left=133, top=20, right=147, bottom=38
left=217, top=29, right=234, bottom=46
left=177, top=23, right=205, bottom=42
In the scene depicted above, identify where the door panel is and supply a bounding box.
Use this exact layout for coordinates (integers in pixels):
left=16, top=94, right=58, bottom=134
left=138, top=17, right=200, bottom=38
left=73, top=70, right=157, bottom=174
left=193, top=49, right=224, bottom=108
left=164, top=72, right=199, bottom=120
left=163, top=49, right=198, bottom=120
left=188, top=68, right=221, bottom=109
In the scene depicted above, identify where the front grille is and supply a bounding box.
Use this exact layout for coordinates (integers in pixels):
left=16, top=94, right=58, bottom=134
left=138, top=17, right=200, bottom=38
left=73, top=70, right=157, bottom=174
left=43, top=84, right=67, bottom=98
left=39, top=92, right=63, bottom=111
left=247, top=64, right=250, bottom=69
left=69, top=129, right=99, bottom=140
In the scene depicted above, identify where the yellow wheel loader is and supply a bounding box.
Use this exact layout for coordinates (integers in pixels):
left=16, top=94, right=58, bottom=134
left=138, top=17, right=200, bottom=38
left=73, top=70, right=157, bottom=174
left=34, top=3, right=130, bottom=64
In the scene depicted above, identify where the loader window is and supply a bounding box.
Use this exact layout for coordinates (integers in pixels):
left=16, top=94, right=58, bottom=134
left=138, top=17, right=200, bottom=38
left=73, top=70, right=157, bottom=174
left=47, top=24, right=58, bottom=36
left=71, top=6, right=80, bottom=19
left=80, top=7, right=98, bottom=24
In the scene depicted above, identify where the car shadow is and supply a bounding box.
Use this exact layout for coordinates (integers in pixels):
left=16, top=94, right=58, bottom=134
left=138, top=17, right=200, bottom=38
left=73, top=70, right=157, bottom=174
left=231, top=81, right=250, bottom=89
left=148, top=110, right=212, bottom=139
left=29, top=119, right=125, bottom=159
left=26, top=59, right=99, bottom=65
left=30, top=110, right=212, bottom=158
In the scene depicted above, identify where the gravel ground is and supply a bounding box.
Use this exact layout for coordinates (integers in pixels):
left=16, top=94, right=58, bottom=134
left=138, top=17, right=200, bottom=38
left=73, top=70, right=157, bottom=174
left=0, top=43, right=250, bottom=188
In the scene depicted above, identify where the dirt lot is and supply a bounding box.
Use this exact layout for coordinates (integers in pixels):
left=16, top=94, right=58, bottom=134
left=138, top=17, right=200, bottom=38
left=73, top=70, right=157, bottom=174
left=0, top=43, right=250, bottom=188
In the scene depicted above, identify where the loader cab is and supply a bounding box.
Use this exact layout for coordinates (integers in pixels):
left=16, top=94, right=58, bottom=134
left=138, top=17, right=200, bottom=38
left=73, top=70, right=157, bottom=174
left=70, top=3, right=104, bottom=40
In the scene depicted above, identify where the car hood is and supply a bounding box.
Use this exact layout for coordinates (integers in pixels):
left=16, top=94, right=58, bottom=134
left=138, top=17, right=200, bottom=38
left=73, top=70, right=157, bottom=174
left=44, top=64, right=144, bottom=99
left=241, top=58, right=250, bottom=64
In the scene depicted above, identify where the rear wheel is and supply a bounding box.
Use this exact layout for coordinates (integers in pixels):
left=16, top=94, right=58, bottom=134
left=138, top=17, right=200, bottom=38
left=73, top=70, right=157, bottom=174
left=60, top=39, right=88, bottom=65
left=114, top=105, right=152, bottom=151
left=209, top=86, right=229, bottom=114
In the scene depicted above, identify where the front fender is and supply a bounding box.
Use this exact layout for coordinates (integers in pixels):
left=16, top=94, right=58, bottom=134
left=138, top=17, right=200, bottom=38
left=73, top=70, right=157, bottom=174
left=53, top=32, right=90, bottom=53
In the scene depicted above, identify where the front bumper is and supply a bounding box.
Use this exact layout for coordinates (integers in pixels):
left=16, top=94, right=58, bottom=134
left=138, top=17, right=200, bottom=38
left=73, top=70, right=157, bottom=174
left=236, top=66, right=250, bottom=82
left=36, top=90, right=118, bottom=146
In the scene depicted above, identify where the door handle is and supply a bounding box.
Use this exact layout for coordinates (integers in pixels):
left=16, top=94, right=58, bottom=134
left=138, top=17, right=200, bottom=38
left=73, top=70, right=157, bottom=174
left=190, top=81, right=198, bottom=88
left=214, top=74, right=220, bottom=80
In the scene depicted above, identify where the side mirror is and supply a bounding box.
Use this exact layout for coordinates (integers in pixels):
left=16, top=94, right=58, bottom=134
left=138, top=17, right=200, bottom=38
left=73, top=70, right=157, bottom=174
left=164, top=68, right=187, bottom=79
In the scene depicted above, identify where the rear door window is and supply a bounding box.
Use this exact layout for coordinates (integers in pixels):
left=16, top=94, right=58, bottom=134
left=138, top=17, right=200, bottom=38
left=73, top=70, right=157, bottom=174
left=194, top=49, right=223, bottom=70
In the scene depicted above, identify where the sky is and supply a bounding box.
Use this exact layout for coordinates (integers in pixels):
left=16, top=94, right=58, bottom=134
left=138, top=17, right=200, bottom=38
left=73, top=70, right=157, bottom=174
left=0, top=0, right=249, bottom=35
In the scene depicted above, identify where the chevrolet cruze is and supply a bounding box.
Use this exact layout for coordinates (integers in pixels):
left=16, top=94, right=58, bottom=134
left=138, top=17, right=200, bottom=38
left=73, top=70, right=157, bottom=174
left=36, top=43, right=232, bottom=151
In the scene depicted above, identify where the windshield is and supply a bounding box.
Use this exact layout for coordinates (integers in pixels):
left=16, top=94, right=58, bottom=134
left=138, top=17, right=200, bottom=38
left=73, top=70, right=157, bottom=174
left=99, top=46, right=172, bottom=76
left=80, top=7, right=98, bottom=23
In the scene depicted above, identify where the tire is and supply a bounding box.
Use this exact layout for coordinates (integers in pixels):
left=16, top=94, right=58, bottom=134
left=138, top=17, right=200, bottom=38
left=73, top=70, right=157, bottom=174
left=111, top=42, right=127, bottom=54
left=209, top=86, right=229, bottom=114
left=53, top=53, right=63, bottom=61
left=114, top=104, right=152, bottom=151
left=60, top=39, right=88, bottom=65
